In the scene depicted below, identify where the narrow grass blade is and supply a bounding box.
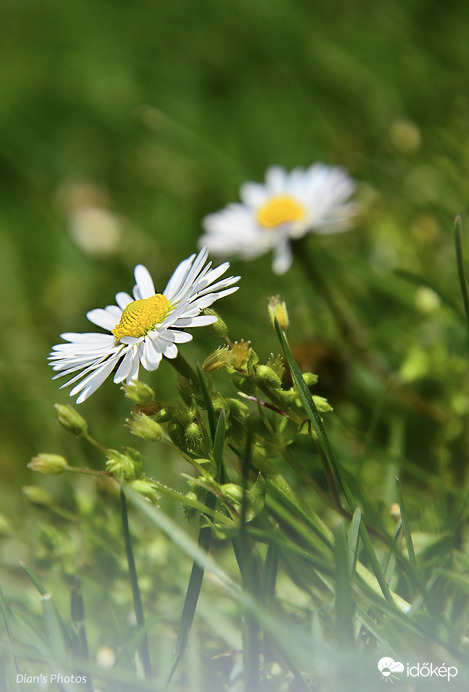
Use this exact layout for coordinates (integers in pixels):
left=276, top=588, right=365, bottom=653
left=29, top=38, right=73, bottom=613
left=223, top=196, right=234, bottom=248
left=454, top=214, right=469, bottom=342
left=41, top=592, right=69, bottom=660
left=196, top=362, right=216, bottom=442
left=275, top=320, right=395, bottom=606
left=396, top=478, right=417, bottom=573
left=120, top=488, right=152, bottom=681
left=334, top=523, right=355, bottom=648
left=166, top=411, right=226, bottom=686
left=20, top=562, right=48, bottom=595
left=346, top=508, right=361, bottom=578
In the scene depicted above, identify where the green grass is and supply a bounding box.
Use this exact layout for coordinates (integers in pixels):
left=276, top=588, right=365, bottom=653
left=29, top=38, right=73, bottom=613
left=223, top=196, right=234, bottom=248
left=2, top=1, right=469, bottom=690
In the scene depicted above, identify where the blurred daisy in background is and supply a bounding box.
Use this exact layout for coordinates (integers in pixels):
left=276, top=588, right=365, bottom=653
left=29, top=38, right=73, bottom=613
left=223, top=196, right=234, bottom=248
left=200, top=164, right=358, bottom=274
left=49, top=248, right=239, bottom=403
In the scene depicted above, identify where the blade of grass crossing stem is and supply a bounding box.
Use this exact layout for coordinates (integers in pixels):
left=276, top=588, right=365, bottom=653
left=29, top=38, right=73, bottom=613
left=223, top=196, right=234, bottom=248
left=167, top=411, right=226, bottom=687
left=384, top=522, right=402, bottom=583
left=346, top=508, right=361, bottom=578
left=19, top=562, right=48, bottom=595
left=120, top=489, right=152, bottom=681
left=454, top=215, right=469, bottom=343
left=196, top=363, right=216, bottom=442
left=334, top=523, right=355, bottom=648
left=274, top=319, right=351, bottom=505
left=41, top=593, right=68, bottom=660
left=396, top=478, right=418, bottom=573
left=275, top=320, right=395, bottom=606
left=234, top=425, right=260, bottom=691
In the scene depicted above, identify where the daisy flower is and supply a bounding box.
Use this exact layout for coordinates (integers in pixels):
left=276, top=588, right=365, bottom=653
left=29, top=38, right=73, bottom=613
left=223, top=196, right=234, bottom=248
left=200, top=164, right=358, bottom=274
left=49, top=248, right=240, bottom=403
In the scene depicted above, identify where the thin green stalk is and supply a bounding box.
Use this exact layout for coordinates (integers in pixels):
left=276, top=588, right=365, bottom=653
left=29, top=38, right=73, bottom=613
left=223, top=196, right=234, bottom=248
left=275, top=320, right=395, bottom=606
left=166, top=411, right=226, bottom=687
left=454, top=214, right=469, bottom=344
left=169, top=351, right=200, bottom=386
left=396, top=478, right=418, bottom=573
left=120, top=489, right=152, bottom=681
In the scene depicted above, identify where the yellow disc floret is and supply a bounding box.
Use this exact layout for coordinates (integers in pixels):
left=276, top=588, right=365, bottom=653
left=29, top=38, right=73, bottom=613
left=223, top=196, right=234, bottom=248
left=256, top=195, right=306, bottom=228
left=112, top=294, right=172, bottom=341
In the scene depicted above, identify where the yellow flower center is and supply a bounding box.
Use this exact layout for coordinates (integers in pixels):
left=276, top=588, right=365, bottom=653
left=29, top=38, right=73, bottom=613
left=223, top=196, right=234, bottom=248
left=112, top=294, right=172, bottom=341
left=256, top=195, right=306, bottom=228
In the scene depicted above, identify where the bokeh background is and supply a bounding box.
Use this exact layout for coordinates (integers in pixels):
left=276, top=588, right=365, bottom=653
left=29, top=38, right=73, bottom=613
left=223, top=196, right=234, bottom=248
left=2, top=0, right=469, bottom=686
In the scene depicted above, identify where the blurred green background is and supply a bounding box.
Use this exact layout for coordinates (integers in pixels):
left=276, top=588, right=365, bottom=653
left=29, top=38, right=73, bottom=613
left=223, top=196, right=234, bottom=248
left=2, top=0, right=469, bottom=676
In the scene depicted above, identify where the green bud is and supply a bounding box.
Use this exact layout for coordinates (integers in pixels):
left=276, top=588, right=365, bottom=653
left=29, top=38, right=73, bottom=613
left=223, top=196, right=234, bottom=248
left=228, top=340, right=253, bottom=373
left=22, top=486, right=54, bottom=506
left=203, top=346, right=230, bottom=372
left=226, top=398, right=249, bottom=418
left=54, top=403, right=87, bottom=436
left=204, top=308, right=229, bottom=339
left=128, top=479, right=159, bottom=502
left=302, top=372, right=318, bottom=387
left=222, top=483, right=243, bottom=503
left=268, top=295, right=289, bottom=330
left=185, top=421, right=202, bottom=449
left=255, top=365, right=282, bottom=389
left=121, top=380, right=155, bottom=404
left=167, top=421, right=186, bottom=449
left=106, top=448, right=143, bottom=481
left=312, top=395, right=333, bottom=413
left=126, top=412, right=164, bottom=441
left=29, top=453, right=68, bottom=475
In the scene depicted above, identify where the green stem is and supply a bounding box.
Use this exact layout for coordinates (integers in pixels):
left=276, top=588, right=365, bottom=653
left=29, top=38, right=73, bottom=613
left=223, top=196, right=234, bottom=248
left=454, top=214, right=469, bottom=346
left=168, top=352, right=200, bottom=386
left=120, top=489, right=152, bottom=680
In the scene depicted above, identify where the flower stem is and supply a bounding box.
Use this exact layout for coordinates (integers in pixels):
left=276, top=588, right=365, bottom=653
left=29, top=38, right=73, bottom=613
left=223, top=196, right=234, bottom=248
left=120, top=488, right=152, bottom=680
left=168, top=352, right=199, bottom=385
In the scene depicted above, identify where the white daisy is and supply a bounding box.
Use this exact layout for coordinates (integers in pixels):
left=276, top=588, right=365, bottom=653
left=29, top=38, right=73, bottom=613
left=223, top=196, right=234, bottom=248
left=200, top=164, right=358, bottom=274
left=49, top=248, right=240, bottom=403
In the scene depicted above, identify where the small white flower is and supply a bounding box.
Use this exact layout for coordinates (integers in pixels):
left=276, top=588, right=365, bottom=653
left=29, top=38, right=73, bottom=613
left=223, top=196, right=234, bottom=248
left=49, top=248, right=240, bottom=403
left=200, top=164, right=358, bottom=274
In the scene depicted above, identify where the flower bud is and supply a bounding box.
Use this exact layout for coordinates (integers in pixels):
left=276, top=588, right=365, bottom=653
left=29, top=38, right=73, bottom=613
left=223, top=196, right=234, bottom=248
left=106, top=448, right=143, bottom=481
left=121, top=380, right=155, bottom=404
left=22, top=486, right=54, bottom=506
left=185, top=421, right=202, bottom=449
left=29, top=453, right=68, bottom=475
left=128, top=479, right=159, bottom=502
left=54, top=403, right=87, bottom=436
left=302, top=372, right=318, bottom=387
left=255, top=365, right=282, bottom=389
left=268, top=295, right=289, bottom=330
left=126, top=412, right=164, bottom=442
left=204, top=308, right=229, bottom=340
left=227, top=398, right=249, bottom=418
left=228, top=340, right=253, bottom=372
left=203, top=346, right=230, bottom=372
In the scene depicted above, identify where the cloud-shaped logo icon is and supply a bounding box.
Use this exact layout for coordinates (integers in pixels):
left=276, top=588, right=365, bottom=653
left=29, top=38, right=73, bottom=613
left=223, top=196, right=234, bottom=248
left=378, top=657, right=404, bottom=682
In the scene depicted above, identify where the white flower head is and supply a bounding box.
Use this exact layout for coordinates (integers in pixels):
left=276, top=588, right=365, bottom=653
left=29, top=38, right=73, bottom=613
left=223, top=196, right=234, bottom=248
left=49, top=248, right=240, bottom=403
left=200, top=164, right=358, bottom=274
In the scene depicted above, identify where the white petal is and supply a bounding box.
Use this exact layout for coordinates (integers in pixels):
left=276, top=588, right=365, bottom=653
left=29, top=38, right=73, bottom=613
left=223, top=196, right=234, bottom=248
left=141, top=338, right=163, bottom=371
left=87, top=307, right=120, bottom=331
left=164, top=329, right=193, bottom=343
left=113, top=348, right=137, bottom=383
left=70, top=360, right=117, bottom=403
left=115, top=292, right=133, bottom=309
left=74, top=361, right=118, bottom=403
left=272, top=239, right=293, bottom=275
left=163, top=253, right=196, bottom=300
left=134, top=265, right=155, bottom=299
